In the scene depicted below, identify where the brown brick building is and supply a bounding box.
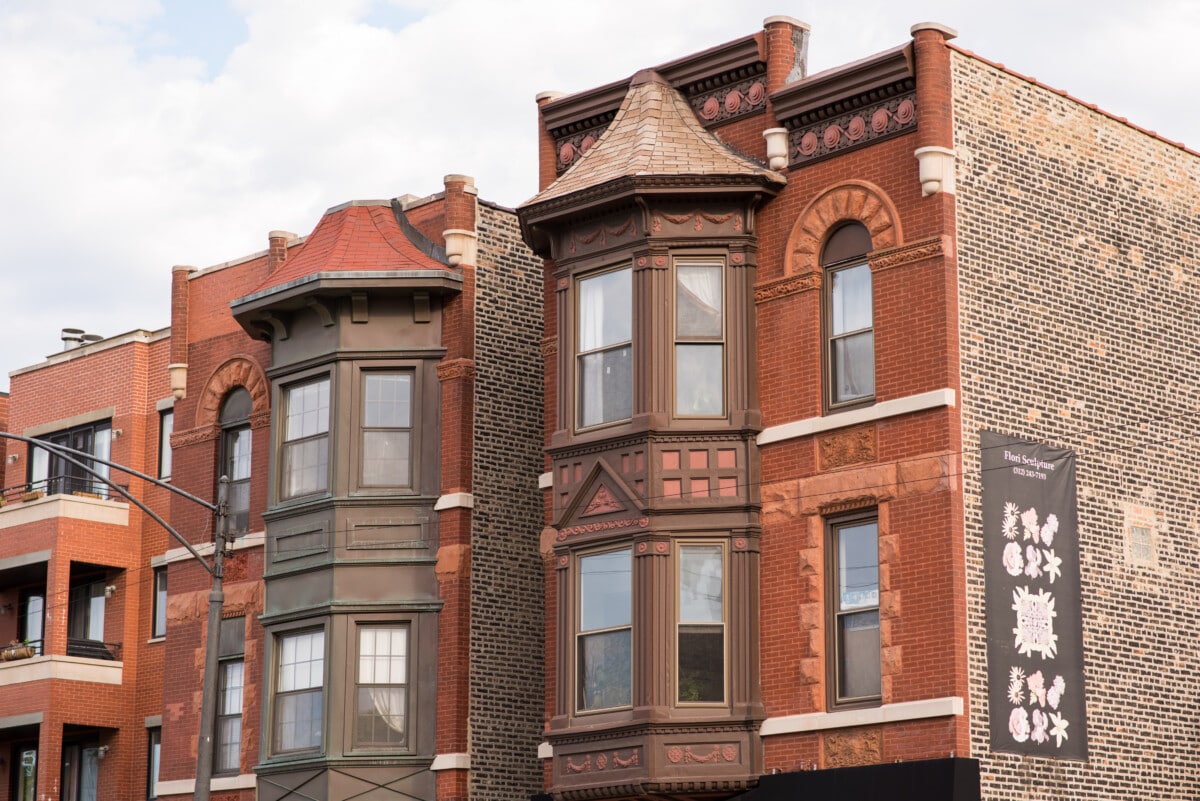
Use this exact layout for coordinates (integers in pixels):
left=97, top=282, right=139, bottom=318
left=519, top=16, right=1200, bottom=801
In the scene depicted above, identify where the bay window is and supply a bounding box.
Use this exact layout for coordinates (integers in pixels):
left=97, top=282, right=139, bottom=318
left=355, top=625, right=409, bottom=748
left=577, top=548, right=632, bottom=711
left=282, top=378, right=330, bottom=499
left=675, top=262, right=724, bottom=416
left=361, top=373, right=413, bottom=487
left=823, top=222, right=874, bottom=408
left=829, top=514, right=881, bottom=705
left=677, top=544, right=725, bottom=703
left=274, top=629, right=325, bottom=752
left=576, top=267, right=632, bottom=429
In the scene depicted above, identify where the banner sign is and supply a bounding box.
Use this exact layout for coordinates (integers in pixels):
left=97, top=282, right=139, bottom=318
left=981, top=430, right=1088, bottom=760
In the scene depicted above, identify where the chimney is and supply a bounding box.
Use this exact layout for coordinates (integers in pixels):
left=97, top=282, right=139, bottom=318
left=61, top=328, right=84, bottom=350
left=268, top=230, right=297, bottom=272
left=442, top=174, right=478, bottom=267
left=169, top=265, right=195, bottom=399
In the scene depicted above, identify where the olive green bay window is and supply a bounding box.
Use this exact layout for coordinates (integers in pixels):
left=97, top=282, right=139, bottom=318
left=577, top=267, right=632, bottom=429
left=675, top=262, right=724, bottom=416
left=361, top=373, right=413, bottom=487
left=274, top=629, right=325, bottom=752
left=356, top=626, right=409, bottom=747
left=282, top=378, right=330, bottom=498
left=577, top=548, right=632, bottom=711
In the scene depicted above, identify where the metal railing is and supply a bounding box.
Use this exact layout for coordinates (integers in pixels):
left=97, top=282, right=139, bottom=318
left=1, top=476, right=130, bottom=505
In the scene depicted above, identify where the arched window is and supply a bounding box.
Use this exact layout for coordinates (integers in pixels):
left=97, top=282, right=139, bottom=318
left=219, top=388, right=252, bottom=535
left=822, top=222, right=874, bottom=408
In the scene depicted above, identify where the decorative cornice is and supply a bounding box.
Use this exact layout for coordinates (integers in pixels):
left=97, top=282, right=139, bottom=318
left=437, top=358, right=476, bottom=382
left=556, top=516, right=649, bottom=541
left=688, top=71, right=767, bottom=127
left=651, top=209, right=744, bottom=235
left=789, top=92, right=916, bottom=166
left=171, top=425, right=219, bottom=448
left=869, top=235, right=953, bottom=272
left=754, top=271, right=819, bottom=304
left=565, top=215, right=639, bottom=256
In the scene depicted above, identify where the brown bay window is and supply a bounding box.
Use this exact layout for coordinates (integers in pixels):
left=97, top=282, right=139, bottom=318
left=577, top=547, right=632, bottom=711
left=576, top=267, right=632, bottom=429
left=675, top=262, right=724, bottom=417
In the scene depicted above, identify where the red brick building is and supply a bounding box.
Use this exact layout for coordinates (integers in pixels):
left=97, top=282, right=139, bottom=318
left=520, top=16, right=1200, bottom=801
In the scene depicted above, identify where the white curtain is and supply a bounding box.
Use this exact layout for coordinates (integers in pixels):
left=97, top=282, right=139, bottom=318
left=678, top=266, right=721, bottom=315
left=368, top=687, right=407, bottom=734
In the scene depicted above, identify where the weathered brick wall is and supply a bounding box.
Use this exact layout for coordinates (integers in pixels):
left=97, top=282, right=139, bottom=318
left=468, top=202, right=545, bottom=801
left=953, top=49, right=1200, bottom=798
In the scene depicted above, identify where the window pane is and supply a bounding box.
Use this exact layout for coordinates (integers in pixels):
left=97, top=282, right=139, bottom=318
left=831, top=262, right=872, bottom=334
left=675, top=344, right=723, bottom=416
left=578, top=268, right=631, bottom=351
left=159, top=410, right=173, bottom=479
left=357, top=687, right=407, bottom=745
left=831, top=331, right=874, bottom=404
left=275, top=689, right=323, bottom=751
left=838, top=521, right=879, bottom=610
left=578, top=346, right=631, bottom=428
left=679, top=545, right=723, bottom=622
left=364, top=374, right=411, bottom=428
left=362, top=431, right=411, bottom=486
left=838, top=609, right=880, bottom=699
left=358, top=626, right=408, bottom=685
left=579, top=549, right=631, bottom=631
left=676, top=264, right=723, bottom=337
left=220, top=661, right=244, bottom=715
left=285, top=379, right=330, bottom=440
left=278, top=631, right=324, bottom=691
left=226, top=428, right=251, bottom=481
left=578, top=628, right=631, bottom=710
left=217, top=715, right=241, bottom=773
left=678, top=625, right=723, bottom=703
left=152, top=569, right=167, bottom=638
left=283, top=437, right=329, bottom=497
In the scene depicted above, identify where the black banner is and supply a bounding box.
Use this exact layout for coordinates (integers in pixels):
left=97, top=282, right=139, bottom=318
left=981, top=431, right=1088, bottom=760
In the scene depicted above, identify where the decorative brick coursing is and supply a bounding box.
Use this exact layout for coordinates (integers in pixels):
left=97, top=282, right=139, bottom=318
left=467, top=203, right=546, bottom=801
left=952, top=50, right=1200, bottom=798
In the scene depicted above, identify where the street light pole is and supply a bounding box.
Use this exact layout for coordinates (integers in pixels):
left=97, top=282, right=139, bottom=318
left=0, top=433, right=229, bottom=801
left=194, top=475, right=229, bottom=801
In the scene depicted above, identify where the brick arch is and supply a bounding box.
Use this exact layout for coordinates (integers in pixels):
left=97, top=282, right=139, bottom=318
left=784, top=180, right=902, bottom=275
left=194, top=356, right=270, bottom=429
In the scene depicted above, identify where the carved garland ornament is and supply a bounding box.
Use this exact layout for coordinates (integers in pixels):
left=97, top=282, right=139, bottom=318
left=784, top=181, right=902, bottom=277
left=651, top=210, right=743, bottom=234
left=567, top=216, right=638, bottom=255
left=564, top=748, right=640, bottom=774
left=556, top=516, right=649, bottom=540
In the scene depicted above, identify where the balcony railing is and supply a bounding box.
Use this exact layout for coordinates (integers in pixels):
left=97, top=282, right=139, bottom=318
left=1, top=476, right=130, bottom=505
left=65, top=637, right=121, bottom=661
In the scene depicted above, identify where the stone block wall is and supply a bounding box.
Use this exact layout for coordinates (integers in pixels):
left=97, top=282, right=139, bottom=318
left=953, top=48, right=1200, bottom=798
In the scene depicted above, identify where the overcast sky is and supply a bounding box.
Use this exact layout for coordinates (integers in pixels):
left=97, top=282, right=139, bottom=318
left=1, top=0, right=1195, bottom=391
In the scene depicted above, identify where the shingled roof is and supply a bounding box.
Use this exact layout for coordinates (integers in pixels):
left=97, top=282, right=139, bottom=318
left=524, top=69, right=785, bottom=208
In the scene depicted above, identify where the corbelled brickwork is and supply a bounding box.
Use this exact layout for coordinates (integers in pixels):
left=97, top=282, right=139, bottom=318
left=953, top=48, right=1200, bottom=798
left=468, top=202, right=546, bottom=801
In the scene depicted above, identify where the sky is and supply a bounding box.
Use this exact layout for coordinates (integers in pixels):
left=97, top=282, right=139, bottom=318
left=0, top=0, right=1196, bottom=391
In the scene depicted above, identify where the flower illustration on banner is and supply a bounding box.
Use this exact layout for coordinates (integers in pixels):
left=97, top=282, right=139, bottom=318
left=1049, top=712, right=1069, bottom=746
left=1043, top=549, right=1062, bottom=584
left=1026, top=670, right=1047, bottom=706
left=1021, top=507, right=1041, bottom=542
left=1003, top=541, right=1024, bottom=576
left=1030, top=709, right=1050, bottom=744
left=1003, top=502, right=1020, bottom=540
left=1009, top=707, right=1030, bottom=742
left=1041, top=513, right=1059, bottom=547
left=1007, top=666, right=1025, bottom=704
left=1024, top=544, right=1043, bottom=578
left=1047, top=675, right=1066, bottom=709
left=1013, top=585, right=1058, bottom=658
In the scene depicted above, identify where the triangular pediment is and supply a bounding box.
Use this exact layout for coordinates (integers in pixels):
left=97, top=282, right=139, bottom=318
left=554, top=457, right=646, bottom=531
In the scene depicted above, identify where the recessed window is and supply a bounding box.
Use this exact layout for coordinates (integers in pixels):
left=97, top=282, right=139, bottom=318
left=576, top=267, right=632, bottom=429
left=274, top=629, right=325, bottom=752
left=361, top=373, right=413, bottom=487
left=823, top=223, right=874, bottom=408
left=158, top=410, right=173, bottom=480
left=355, top=626, right=409, bottom=748
left=675, top=262, right=725, bottom=416
left=216, top=617, right=245, bottom=773
left=677, top=544, right=725, bottom=703
left=577, top=548, right=632, bottom=711
left=220, top=389, right=252, bottom=534
left=147, top=727, right=161, bottom=799
left=829, top=514, right=881, bottom=705
left=151, top=567, right=167, bottom=639
left=29, top=420, right=111, bottom=498
left=282, top=378, right=330, bottom=499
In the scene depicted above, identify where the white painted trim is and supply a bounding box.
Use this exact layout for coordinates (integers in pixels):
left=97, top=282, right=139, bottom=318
left=538, top=471, right=553, bottom=490
left=434, top=492, right=475, bottom=511
left=156, top=773, right=257, bottom=796
left=757, top=389, right=956, bottom=446
left=538, top=741, right=553, bottom=759
left=0, top=494, right=129, bottom=529
left=164, top=532, right=264, bottom=565
left=759, top=696, right=964, bottom=736
left=430, top=753, right=471, bottom=771
left=0, top=655, right=123, bottom=686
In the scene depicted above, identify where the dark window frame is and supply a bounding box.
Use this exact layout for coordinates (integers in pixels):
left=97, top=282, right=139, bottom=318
left=357, top=369, right=415, bottom=491
left=219, top=388, right=252, bottom=535
left=271, top=626, right=326, bottom=755
left=150, top=567, right=167, bottom=639
left=28, top=420, right=112, bottom=498
left=279, top=376, right=331, bottom=501
left=215, top=617, right=245, bottom=774
left=157, top=409, right=173, bottom=480
left=352, top=623, right=411, bottom=750
left=826, top=510, right=882, bottom=708
left=821, top=222, right=875, bottom=412
left=146, top=727, right=161, bottom=800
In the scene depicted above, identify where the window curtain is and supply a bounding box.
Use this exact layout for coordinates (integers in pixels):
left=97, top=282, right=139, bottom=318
left=367, top=687, right=407, bottom=734
left=677, top=266, right=722, bottom=322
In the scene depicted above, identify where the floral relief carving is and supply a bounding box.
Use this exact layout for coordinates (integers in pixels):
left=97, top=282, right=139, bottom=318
left=557, top=516, right=650, bottom=540
left=869, top=236, right=952, bottom=272
left=791, top=94, right=916, bottom=164
left=823, top=730, right=882, bottom=767
left=651, top=210, right=743, bottom=234
left=819, top=425, right=877, bottom=469
left=691, top=78, right=767, bottom=125
left=582, top=484, right=624, bottom=516
left=666, top=744, right=741, bottom=764
left=754, top=271, right=820, bottom=304
left=563, top=748, right=641, bottom=774
left=785, top=181, right=902, bottom=277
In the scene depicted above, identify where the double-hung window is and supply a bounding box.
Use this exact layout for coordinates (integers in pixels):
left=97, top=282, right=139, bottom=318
left=151, top=567, right=167, bottom=639
left=675, top=262, right=724, bottom=416
left=576, top=267, right=632, bottom=429
left=216, top=617, right=245, bottom=773
left=158, top=409, right=173, bottom=480
left=220, top=389, right=252, bottom=534
left=361, top=373, right=413, bottom=487
left=823, top=223, right=874, bottom=408
left=829, top=514, right=881, bottom=705
left=355, top=626, right=409, bottom=748
left=282, top=378, right=330, bottom=499
left=577, top=548, right=632, bottom=711
left=274, top=629, right=325, bottom=752
left=677, top=544, right=725, bottom=703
